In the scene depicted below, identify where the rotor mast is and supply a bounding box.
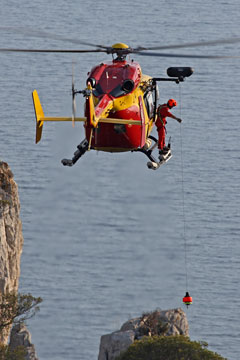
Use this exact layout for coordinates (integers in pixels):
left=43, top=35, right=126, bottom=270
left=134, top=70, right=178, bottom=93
left=110, top=43, right=132, bottom=61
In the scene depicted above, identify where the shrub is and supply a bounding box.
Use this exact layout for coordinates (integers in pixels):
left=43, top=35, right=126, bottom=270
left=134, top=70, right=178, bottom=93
left=0, top=344, right=26, bottom=360
left=0, top=292, right=42, bottom=332
left=116, top=335, right=227, bottom=360
left=0, top=292, right=42, bottom=360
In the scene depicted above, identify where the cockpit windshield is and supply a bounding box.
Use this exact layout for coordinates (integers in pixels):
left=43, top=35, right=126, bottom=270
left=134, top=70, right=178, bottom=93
left=92, top=66, right=134, bottom=98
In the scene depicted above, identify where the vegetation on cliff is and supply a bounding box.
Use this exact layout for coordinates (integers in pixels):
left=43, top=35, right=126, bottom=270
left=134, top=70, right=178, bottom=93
left=0, top=343, right=26, bottom=360
left=116, top=335, right=227, bottom=360
left=0, top=292, right=42, bottom=332
left=0, top=292, right=42, bottom=360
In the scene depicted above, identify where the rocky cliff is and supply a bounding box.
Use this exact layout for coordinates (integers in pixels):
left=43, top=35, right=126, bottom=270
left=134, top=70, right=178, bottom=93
left=0, top=161, right=24, bottom=343
left=0, top=161, right=23, bottom=294
left=98, top=308, right=189, bottom=360
left=0, top=161, right=38, bottom=359
left=9, top=323, right=39, bottom=360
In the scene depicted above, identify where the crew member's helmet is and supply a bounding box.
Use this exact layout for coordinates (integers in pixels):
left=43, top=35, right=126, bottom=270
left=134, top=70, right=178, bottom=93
left=167, top=99, right=177, bottom=108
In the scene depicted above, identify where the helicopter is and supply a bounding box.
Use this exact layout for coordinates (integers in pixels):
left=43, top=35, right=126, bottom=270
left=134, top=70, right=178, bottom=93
left=1, top=29, right=240, bottom=170
left=33, top=43, right=194, bottom=170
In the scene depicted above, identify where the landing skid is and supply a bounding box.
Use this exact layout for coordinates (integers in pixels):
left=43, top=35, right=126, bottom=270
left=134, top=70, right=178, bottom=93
left=134, top=136, right=172, bottom=170
left=61, top=136, right=172, bottom=169
left=147, top=151, right=172, bottom=170
left=61, top=139, right=89, bottom=166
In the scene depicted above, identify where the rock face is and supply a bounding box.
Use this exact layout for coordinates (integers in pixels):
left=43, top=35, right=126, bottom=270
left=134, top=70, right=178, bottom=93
left=9, top=323, right=39, bottom=360
left=0, top=161, right=23, bottom=293
left=99, top=330, right=135, bottom=360
left=0, top=161, right=38, bottom=359
left=98, top=308, right=189, bottom=360
left=0, top=161, right=24, bottom=342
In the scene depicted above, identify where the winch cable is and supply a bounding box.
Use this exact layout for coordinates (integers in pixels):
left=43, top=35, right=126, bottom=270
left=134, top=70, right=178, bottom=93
left=178, top=84, right=189, bottom=293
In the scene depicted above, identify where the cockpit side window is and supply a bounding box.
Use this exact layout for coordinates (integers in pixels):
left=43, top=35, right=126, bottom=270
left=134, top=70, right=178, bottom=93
left=144, top=91, right=155, bottom=118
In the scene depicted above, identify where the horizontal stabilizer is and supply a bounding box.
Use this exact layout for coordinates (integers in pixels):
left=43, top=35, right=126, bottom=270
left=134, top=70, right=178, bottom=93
left=41, top=117, right=140, bottom=125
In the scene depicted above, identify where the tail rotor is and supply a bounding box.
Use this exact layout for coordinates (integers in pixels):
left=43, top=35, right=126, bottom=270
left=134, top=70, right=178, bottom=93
left=72, top=61, right=77, bottom=127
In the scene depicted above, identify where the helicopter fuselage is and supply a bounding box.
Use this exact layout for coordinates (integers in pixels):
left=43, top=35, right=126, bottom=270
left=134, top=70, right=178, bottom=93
left=84, top=58, right=156, bottom=152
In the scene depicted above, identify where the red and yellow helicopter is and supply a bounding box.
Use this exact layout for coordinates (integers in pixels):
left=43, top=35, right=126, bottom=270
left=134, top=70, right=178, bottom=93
left=1, top=29, right=239, bottom=169
left=32, top=43, right=193, bottom=170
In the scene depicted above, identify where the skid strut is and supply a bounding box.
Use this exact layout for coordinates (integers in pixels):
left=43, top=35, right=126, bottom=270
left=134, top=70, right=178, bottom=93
left=134, top=135, right=159, bottom=162
left=61, top=138, right=89, bottom=166
left=134, top=135, right=172, bottom=170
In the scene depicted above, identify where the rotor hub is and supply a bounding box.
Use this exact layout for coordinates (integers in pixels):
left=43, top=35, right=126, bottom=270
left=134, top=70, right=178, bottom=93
left=107, top=43, right=132, bottom=60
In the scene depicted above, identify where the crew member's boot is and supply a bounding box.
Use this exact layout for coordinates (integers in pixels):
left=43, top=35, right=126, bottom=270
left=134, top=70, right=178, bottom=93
left=159, top=146, right=171, bottom=161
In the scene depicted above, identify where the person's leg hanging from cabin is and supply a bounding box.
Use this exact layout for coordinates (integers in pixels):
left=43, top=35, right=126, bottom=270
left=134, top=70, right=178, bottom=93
left=158, top=125, right=165, bottom=153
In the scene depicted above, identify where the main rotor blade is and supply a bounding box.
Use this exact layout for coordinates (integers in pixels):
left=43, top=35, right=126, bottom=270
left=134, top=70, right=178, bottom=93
left=0, top=48, right=106, bottom=53
left=0, top=26, right=109, bottom=50
left=134, top=37, right=240, bottom=51
left=134, top=51, right=240, bottom=59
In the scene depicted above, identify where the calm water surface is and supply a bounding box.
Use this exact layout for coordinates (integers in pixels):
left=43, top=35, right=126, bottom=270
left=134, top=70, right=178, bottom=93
left=0, top=1, right=240, bottom=359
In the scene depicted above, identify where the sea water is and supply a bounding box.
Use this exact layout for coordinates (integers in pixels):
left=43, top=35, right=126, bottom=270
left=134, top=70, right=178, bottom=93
left=0, top=1, right=240, bottom=359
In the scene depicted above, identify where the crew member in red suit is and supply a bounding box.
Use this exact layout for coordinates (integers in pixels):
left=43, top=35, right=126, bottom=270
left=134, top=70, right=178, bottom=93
left=156, top=99, right=182, bottom=158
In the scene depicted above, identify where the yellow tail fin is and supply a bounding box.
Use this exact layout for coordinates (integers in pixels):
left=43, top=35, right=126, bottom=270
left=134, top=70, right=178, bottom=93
left=32, top=89, right=44, bottom=144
